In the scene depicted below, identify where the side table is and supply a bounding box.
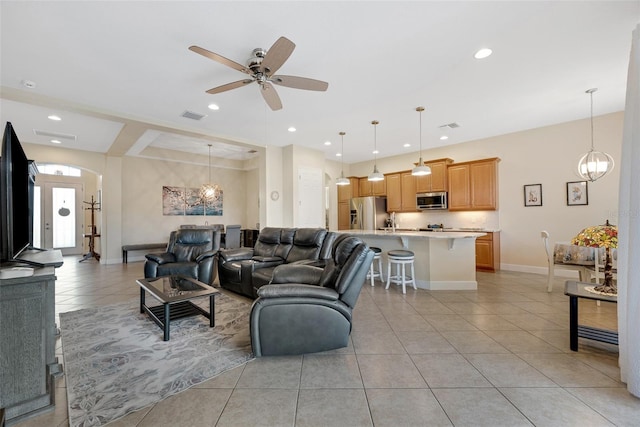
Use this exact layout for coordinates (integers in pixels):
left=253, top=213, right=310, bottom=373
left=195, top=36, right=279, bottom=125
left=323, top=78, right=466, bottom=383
left=564, top=280, right=618, bottom=351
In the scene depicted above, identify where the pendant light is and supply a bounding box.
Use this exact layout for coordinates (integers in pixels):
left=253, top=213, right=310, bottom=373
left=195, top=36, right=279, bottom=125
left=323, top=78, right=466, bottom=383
left=368, top=120, right=384, bottom=182
left=577, top=88, right=614, bottom=182
left=200, top=144, right=220, bottom=201
left=336, top=131, right=350, bottom=186
left=411, top=106, right=432, bottom=176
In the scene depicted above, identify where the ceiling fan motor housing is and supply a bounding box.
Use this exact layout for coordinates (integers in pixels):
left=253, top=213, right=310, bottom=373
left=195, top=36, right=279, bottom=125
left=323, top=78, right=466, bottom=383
left=247, top=48, right=266, bottom=71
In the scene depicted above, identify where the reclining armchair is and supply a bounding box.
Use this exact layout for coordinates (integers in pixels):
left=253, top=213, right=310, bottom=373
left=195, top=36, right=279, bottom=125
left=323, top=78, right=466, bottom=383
left=249, top=235, right=374, bottom=356
left=144, top=228, right=221, bottom=285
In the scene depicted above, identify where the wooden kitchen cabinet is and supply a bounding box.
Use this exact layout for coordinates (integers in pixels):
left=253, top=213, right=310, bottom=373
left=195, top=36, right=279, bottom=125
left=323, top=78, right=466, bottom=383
left=385, top=172, right=417, bottom=212
left=385, top=173, right=402, bottom=212
left=476, top=232, right=500, bottom=271
left=415, top=158, right=453, bottom=193
left=359, top=177, right=386, bottom=196
left=400, top=171, right=417, bottom=211
left=338, top=201, right=351, bottom=230
left=448, top=158, right=500, bottom=211
left=337, top=177, right=359, bottom=202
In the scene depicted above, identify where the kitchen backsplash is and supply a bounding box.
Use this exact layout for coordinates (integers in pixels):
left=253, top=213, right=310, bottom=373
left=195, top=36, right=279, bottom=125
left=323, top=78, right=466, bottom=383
left=393, top=211, right=500, bottom=230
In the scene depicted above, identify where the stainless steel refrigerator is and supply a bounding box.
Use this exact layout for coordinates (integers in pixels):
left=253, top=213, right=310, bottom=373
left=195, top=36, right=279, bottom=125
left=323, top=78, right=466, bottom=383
left=349, top=197, right=387, bottom=230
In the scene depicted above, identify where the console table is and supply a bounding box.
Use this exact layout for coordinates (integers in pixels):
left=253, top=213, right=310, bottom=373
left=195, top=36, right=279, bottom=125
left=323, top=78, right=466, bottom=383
left=564, top=280, right=618, bottom=351
left=0, top=266, right=63, bottom=425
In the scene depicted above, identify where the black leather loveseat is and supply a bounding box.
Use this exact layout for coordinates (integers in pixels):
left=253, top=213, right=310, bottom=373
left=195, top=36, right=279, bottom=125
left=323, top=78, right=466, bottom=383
left=217, top=227, right=336, bottom=298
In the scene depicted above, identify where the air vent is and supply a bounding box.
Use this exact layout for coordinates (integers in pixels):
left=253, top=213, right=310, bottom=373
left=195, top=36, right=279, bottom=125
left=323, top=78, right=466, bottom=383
left=33, top=129, right=77, bottom=141
left=439, top=122, right=460, bottom=129
left=181, top=110, right=207, bottom=121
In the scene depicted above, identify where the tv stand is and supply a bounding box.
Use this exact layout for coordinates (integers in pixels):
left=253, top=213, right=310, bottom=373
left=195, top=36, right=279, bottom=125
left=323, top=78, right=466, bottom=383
left=0, top=266, right=63, bottom=424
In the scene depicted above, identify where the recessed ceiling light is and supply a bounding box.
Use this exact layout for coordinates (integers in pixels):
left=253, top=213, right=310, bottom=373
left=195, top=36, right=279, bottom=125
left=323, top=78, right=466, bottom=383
left=50, top=139, right=61, bottom=144
left=48, top=115, right=62, bottom=121
left=324, top=141, right=331, bottom=146
left=474, top=48, right=493, bottom=59
left=403, top=143, right=411, bottom=148
left=207, top=103, right=220, bottom=110
left=440, top=135, right=449, bottom=140
left=372, top=150, right=379, bottom=155
left=288, top=127, right=296, bottom=132
left=336, top=153, right=342, bottom=157
left=21, top=79, right=36, bottom=89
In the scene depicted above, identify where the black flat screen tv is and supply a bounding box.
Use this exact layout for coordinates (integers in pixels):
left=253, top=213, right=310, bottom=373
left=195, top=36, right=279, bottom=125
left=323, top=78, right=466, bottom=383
left=0, top=121, right=37, bottom=264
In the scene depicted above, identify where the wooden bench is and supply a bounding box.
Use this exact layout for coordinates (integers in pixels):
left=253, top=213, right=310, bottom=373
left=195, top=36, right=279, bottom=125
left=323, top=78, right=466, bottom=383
left=122, top=243, right=167, bottom=263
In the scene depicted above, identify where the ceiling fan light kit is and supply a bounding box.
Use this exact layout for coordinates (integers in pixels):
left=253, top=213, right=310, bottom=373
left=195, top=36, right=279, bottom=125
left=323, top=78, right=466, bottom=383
left=368, top=120, right=384, bottom=182
left=577, top=88, right=614, bottom=182
left=336, top=131, right=350, bottom=186
left=411, top=106, right=432, bottom=177
left=189, top=36, right=328, bottom=111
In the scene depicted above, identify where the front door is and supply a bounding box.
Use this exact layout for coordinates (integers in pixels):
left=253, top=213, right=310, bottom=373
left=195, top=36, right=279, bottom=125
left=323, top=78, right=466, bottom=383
left=35, top=182, right=84, bottom=255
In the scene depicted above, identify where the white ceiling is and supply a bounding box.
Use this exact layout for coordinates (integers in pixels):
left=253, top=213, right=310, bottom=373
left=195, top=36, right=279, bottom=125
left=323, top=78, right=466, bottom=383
left=1, top=1, right=638, bottom=163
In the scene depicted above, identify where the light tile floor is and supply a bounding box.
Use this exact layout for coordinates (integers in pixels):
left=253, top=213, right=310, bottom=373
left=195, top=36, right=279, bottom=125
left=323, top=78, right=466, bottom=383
left=13, top=256, right=640, bottom=427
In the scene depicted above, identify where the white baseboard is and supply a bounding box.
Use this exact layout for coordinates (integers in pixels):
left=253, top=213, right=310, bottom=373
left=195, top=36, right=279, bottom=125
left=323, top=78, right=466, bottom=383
left=499, top=263, right=581, bottom=278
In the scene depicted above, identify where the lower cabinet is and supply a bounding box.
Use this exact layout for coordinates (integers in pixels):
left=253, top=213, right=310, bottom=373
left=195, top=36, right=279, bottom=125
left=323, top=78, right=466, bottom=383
left=476, top=232, right=500, bottom=271
left=0, top=267, right=62, bottom=424
left=338, top=201, right=351, bottom=230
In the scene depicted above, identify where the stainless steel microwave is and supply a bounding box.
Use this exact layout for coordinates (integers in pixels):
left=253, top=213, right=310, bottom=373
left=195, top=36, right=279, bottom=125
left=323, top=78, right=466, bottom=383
left=416, top=192, right=448, bottom=210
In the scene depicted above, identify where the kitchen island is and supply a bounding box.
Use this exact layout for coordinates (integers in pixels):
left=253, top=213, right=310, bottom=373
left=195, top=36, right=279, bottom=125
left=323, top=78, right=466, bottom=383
left=340, top=229, right=486, bottom=290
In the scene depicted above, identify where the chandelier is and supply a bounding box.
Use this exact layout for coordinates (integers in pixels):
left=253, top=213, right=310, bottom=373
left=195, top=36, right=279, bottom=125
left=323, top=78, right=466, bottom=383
left=577, top=88, right=614, bottom=182
left=200, top=144, right=220, bottom=202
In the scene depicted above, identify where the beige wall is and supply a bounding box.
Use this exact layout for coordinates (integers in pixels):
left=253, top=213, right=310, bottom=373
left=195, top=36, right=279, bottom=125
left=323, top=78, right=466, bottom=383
left=347, top=112, right=623, bottom=273
left=21, top=111, right=623, bottom=270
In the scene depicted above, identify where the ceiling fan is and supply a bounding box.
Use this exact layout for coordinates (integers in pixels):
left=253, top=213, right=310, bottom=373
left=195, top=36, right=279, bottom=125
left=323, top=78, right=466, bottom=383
left=189, top=37, right=329, bottom=111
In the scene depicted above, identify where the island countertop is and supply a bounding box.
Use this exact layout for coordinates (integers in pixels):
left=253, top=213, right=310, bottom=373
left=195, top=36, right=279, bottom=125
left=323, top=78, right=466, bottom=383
left=334, top=228, right=485, bottom=291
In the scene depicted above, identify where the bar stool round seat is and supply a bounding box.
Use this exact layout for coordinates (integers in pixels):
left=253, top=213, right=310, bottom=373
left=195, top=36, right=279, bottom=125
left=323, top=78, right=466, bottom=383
left=367, top=247, right=383, bottom=286
left=385, top=249, right=417, bottom=294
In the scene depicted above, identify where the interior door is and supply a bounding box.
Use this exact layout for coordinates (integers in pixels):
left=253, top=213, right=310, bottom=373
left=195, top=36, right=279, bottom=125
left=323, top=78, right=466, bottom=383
left=36, top=182, right=84, bottom=255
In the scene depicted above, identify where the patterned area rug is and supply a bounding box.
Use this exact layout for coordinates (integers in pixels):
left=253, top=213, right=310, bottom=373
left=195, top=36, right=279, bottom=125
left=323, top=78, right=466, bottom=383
left=60, top=292, right=253, bottom=427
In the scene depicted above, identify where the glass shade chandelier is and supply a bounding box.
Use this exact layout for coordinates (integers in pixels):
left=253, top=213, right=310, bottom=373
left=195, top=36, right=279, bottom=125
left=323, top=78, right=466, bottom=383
left=577, top=88, right=614, bottom=182
left=336, top=131, right=350, bottom=186
left=368, top=120, right=384, bottom=182
left=411, top=106, right=432, bottom=176
left=200, top=144, right=220, bottom=202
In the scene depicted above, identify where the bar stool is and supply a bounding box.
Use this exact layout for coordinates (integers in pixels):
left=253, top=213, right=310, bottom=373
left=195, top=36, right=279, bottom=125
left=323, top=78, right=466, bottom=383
left=385, top=249, right=417, bottom=294
left=366, top=247, right=383, bottom=286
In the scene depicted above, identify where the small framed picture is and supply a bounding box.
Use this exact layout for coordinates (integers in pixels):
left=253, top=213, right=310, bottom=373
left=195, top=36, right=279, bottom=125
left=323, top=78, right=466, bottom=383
left=524, top=184, right=542, bottom=207
left=567, top=181, right=588, bottom=206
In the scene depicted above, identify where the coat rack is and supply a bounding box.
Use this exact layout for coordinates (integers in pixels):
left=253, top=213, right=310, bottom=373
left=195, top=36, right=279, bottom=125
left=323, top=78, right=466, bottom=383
left=80, top=195, right=101, bottom=262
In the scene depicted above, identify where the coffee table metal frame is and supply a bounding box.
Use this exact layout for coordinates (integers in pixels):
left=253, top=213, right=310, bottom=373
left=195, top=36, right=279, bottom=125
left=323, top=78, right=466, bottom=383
left=564, top=280, right=618, bottom=351
left=136, top=275, right=218, bottom=341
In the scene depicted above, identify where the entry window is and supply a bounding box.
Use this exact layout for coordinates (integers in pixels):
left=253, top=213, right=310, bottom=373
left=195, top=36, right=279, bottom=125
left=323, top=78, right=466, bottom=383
left=38, top=164, right=82, bottom=177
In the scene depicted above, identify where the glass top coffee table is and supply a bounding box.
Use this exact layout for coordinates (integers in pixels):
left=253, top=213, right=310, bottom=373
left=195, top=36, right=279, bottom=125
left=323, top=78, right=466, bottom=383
left=136, top=275, right=219, bottom=341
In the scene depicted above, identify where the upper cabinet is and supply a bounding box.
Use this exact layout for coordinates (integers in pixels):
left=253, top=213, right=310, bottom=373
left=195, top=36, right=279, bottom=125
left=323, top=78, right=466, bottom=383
left=385, top=171, right=417, bottom=212
left=415, top=158, right=453, bottom=193
left=337, top=177, right=360, bottom=202
left=447, top=158, right=500, bottom=211
left=359, top=177, right=386, bottom=197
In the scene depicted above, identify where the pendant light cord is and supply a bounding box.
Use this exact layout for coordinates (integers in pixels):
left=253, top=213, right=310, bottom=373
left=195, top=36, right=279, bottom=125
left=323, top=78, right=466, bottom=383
left=589, top=90, right=595, bottom=151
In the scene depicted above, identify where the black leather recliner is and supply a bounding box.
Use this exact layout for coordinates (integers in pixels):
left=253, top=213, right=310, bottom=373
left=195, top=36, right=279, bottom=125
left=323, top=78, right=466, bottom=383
left=217, top=227, right=336, bottom=298
left=249, top=235, right=374, bottom=356
left=143, top=228, right=221, bottom=285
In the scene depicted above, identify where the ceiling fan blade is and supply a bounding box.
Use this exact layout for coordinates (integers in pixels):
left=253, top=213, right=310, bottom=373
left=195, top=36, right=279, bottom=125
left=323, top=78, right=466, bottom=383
left=189, top=45, right=250, bottom=74
left=260, top=37, right=295, bottom=76
left=260, top=82, right=283, bottom=111
left=206, top=79, right=254, bottom=94
left=270, top=75, right=329, bottom=92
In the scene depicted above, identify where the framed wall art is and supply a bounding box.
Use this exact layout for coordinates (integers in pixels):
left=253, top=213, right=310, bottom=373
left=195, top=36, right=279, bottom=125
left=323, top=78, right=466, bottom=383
left=567, top=181, right=588, bottom=206
left=524, top=184, right=542, bottom=207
